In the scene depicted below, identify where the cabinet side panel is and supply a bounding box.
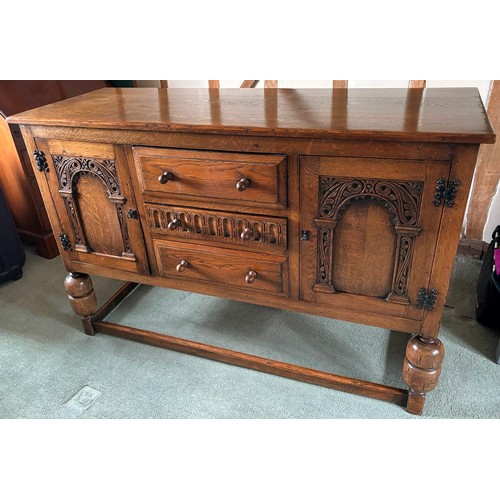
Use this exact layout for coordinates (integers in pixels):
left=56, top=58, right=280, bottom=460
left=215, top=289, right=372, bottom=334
left=421, top=144, right=481, bottom=337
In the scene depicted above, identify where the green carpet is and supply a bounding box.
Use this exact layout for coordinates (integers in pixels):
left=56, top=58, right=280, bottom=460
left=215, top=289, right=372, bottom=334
left=0, top=245, right=498, bottom=418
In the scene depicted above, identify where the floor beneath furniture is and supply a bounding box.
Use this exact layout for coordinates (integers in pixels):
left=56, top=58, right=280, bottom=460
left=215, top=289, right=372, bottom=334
left=0, top=245, right=498, bottom=418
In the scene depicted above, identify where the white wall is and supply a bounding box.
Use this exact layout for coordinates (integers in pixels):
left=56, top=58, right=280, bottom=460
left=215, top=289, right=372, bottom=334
left=137, top=79, right=497, bottom=241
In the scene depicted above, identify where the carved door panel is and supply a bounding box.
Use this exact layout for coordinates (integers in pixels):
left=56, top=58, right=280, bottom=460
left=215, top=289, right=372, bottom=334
left=299, top=156, right=450, bottom=320
left=34, top=139, right=149, bottom=274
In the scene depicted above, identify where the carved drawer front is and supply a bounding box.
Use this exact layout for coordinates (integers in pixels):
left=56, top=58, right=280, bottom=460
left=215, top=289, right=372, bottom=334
left=154, top=240, right=289, bottom=296
left=133, top=147, right=287, bottom=208
left=146, top=203, right=287, bottom=250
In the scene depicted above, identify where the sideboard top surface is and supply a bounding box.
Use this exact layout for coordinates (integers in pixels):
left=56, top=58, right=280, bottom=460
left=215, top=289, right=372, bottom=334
left=9, top=87, right=495, bottom=144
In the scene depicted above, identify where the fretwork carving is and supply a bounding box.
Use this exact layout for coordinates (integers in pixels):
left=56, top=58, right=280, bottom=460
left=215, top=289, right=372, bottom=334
left=54, top=156, right=122, bottom=200
left=319, top=177, right=423, bottom=226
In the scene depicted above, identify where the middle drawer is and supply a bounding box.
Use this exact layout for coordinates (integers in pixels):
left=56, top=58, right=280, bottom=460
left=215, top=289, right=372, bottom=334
left=145, top=203, right=287, bottom=250
left=133, top=147, right=287, bottom=208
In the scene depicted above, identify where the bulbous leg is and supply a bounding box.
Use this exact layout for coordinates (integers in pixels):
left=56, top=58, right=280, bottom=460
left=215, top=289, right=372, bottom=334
left=403, top=335, right=444, bottom=415
left=64, top=272, right=97, bottom=336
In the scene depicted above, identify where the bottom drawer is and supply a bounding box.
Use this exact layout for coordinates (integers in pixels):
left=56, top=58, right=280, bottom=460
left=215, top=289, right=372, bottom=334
left=154, top=240, right=289, bottom=296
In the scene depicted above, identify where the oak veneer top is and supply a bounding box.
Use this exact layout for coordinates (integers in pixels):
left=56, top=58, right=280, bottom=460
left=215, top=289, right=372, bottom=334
left=9, top=87, right=495, bottom=144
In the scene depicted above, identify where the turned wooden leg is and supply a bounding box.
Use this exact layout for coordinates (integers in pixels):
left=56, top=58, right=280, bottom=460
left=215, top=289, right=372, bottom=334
left=403, top=335, right=444, bottom=415
left=64, top=272, right=97, bottom=336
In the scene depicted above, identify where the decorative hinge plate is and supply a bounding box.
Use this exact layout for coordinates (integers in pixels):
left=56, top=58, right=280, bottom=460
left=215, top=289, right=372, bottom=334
left=434, top=178, right=460, bottom=208
left=416, top=287, right=438, bottom=310
left=59, top=232, right=72, bottom=251
left=33, top=150, right=49, bottom=172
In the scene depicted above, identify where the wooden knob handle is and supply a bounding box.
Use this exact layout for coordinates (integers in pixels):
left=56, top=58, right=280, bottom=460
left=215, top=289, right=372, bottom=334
left=158, top=171, right=174, bottom=184
left=168, top=218, right=182, bottom=230
left=176, top=260, right=189, bottom=272
left=245, top=270, right=258, bottom=284
left=236, top=177, right=250, bottom=191
left=240, top=228, right=254, bottom=241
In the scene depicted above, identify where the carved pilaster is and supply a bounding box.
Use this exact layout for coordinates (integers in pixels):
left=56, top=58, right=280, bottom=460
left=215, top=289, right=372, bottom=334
left=387, top=226, right=422, bottom=304
left=62, top=196, right=88, bottom=252
left=315, top=226, right=335, bottom=293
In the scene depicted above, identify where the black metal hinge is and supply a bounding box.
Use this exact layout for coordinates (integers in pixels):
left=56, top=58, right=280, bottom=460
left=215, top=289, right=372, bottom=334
left=434, top=178, right=460, bottom=208
left=33, top=150, right=49, bottom=172
left=416, top=287, right=438, bottom=310
left=59, top=232, right=72, bottom=251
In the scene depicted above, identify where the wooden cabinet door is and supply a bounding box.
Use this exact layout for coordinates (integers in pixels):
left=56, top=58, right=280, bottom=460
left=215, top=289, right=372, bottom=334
left=299, top=156, right=450, bottom=321
left=33, top=139, right=149, bottom=274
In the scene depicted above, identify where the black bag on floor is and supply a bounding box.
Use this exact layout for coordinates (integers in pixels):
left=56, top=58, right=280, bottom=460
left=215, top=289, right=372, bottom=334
left=476, top=225, right=500, bottom=330
left=0, top=185, right=26, bottom=284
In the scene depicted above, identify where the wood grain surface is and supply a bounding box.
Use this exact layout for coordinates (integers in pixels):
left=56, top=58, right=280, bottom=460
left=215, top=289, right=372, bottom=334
left=9, top=88, right=495, bottom=144
left=154, top=239, right=288, bottom=295
left=133, top=147, right=287, bottom=208
left=14, top=87, right=495, bottom=415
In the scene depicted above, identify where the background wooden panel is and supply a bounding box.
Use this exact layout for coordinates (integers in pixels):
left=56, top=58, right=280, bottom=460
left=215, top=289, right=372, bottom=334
left=0, top=81, right=109, bottom=116
left=466, top=80, right=500, bottom=240
left=409, top=80, right=426, bottom=88
left=240, top=80, right=259, bottom=88
left=264, top=80, right=278, bottom=88
left=0, top=80, right=110, bottom=258
left=332, top=80, right=348, bottom=89
left=0, top=118, right=35, bottom=231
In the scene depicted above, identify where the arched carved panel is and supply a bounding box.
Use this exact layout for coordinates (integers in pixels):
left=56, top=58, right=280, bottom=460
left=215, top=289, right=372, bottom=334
left=52, top=155, right=135, bottom=260
left=315, top=176, right=423, bottom=303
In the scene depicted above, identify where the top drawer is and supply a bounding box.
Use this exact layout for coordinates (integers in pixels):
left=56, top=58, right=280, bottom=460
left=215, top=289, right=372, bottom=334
left=133, top=147, right=287, bottom=208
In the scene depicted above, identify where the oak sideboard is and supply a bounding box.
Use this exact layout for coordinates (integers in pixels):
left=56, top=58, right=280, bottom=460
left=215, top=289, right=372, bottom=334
left=9, top=87, right=495, bottom=415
